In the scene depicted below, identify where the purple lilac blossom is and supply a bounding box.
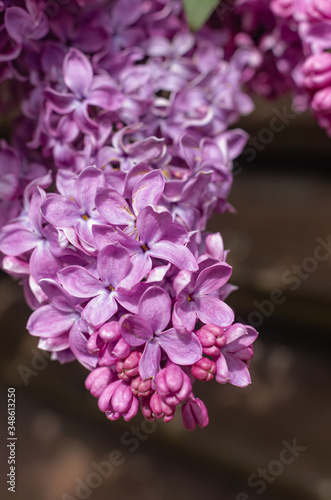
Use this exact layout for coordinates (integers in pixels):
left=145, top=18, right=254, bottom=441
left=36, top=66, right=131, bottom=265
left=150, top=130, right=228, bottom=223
left=0, top=0, right=261, bottom=429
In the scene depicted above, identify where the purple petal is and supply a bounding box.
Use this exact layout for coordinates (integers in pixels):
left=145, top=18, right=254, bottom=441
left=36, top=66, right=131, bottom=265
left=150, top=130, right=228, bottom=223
left=139, top=286, right=171, bottom=333
left=95, top=187, right=135, bottom=226
left=29, top=242, right=61, bottom=283
left=88, top=86, right=123, bottom=111
left=43, top=88, right=78, bottom=114
left=136, top=206, right=171, bottom=245
left=159, top=329, right=202, bottom=365
left=41, top=196, right=79, bottom=227
left=97, top=244, right=130, bottom=287
left=215, top=353, right=229, bottom=384
left=194, top=263, right=232, bottom=295
left=224, top=354, right=251, bottom=387
left=27, top=305, right=76, bottom=337
left=195, top=296, right=234, bottom=327
left=74, top=166, right=105, bottom=215
left=172, top=299, right=196, bottom=332
left=82, top=292, right=117, bottom=327
left=0, top=225, right=40, bottom=256
left=132, top=170, right=165, bottom=216
left=119, top=252, right=152, bottom=289
left=120, top=314, right=153, bottom=346
left=173, top=270, right=194, bottom=297
left=69, top=323, right=98, bottom=370
left=38, top=279, right=77, bottom=312
left=58, top=266, right=104, bottom=298
left=139, top=339, right=161, bottom=380
left=63, top=48, right=93, bottom=98
left=150, top=241, right=198, bottom=271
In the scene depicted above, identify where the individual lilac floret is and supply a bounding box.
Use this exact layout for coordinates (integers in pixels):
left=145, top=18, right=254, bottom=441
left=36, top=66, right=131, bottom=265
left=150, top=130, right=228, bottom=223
left=98, top=380, right=139, bottom=422
left=120, top=286, right=202, bottom=381
left=213, top=323, right=258, bottom=387
left=131, top=376, right=153, bottom=398
left=172, top=262, right=234, bottom=332
left=181, top=398, right=209, bottom=431
left=58, top=244, right=140, bottom=327
left=155, top=363, right=192, bottom=406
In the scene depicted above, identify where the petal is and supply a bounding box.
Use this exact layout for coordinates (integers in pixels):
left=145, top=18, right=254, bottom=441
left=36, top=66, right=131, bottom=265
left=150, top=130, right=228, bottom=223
left=95, top=187, right=135, bottom=226
left=88, top=86, right=123, bottom=111
left=0, top=225, right=40, bottom=256
left=173, top=269, right=194, bottom=297
left=120, top=314, right=153, bottom=346
left=29, top=242, right=61, bottom=283
left=41, top=196, right=79, bottom=227
left=139, top=286, right=171, bottom=333
left=224, top=354, right=251, bottom=387
left=139, top=339, right=161, bottom=381
left=119, top=252, right=152, bottom=289
left=159, top=329, right=202, bottom=365
left=150, top=241, right=198, bottom=271
left=82, top=292, right=117, bottom=327
left=196, top=296, right=234, bottom=327
left=69, top=323, right=98, bottom=370
left=136, top=206, right=171, bottom=245
left=172, top=299, right=196, bottom=332
left=194, top=262, right=232, bottom=295
left=58, top=266, right=104, bottom=298
left=39, top=279, right=77, bottom=312
left=63, top=48, right=93, bottom=98
left=132, top=170, right=164, bottom=216
left=27, top=305, right=76, bottom=337
left=74, top=166, right=105, bottom=215
left=97, top=244, right=130, bottom=287
left=43, top=88, right=78, bottom=114
left=215, top=353, right=230, bottom=384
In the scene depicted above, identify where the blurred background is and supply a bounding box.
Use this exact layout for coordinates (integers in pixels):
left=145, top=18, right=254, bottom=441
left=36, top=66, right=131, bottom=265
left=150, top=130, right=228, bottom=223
left=1, top=95, right=331, bottom=500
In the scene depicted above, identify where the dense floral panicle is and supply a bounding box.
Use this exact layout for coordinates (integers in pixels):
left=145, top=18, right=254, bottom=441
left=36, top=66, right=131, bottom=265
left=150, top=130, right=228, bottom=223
left=0, top=0, right=262, bottom=429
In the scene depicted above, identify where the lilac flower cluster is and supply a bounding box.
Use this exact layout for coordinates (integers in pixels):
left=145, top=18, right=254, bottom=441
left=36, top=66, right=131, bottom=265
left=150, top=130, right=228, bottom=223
left=0, top=0, right=258, bottom=429
left=218, top=0, right=331, bottom=135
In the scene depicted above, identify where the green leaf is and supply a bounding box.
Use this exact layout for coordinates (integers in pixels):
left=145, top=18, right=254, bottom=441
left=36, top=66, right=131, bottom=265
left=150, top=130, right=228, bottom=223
left=182, top=0, right=220, bottom=31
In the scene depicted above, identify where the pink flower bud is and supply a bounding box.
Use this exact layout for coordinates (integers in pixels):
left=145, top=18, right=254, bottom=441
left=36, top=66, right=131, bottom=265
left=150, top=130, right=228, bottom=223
left=85, top=367, right=115, bottom=398
left=191, top=357, right=216, bottom=382
left=99, top=321, right=121, bottom=342
left=302, top=53, right=331, bottom=90
left=98, top=380, right=139, bottom=421
left=195, top=324, right=227, bottom=356
left=150, top=392, right=175, bottom=422
left=155, top=363, right=192, bottom=406
left=112, top=338, right=131, bottom=360
left=181, top=398, right=209, bottom=431
left=116, top=351, right=142, bottom=380
left=131, top=376, right=153, bottom=397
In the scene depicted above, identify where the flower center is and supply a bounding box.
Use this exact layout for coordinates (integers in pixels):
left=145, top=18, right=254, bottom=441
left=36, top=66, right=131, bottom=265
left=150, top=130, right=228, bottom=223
left=81, top=213, right=89, bottom=221
left=141, top=244, right=149, bottom=252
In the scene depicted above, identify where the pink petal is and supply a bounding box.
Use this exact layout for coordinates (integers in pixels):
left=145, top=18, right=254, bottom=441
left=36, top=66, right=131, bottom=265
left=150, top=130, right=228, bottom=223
left=0, top=225, right=40, bottom=256
left=150, top=240, right=198, bottom=271
left=27, top=305, right=76, bottom=337
left=95, top=187, right=135, bottom=226
left=172, top=299, right=196, bottom=332
left=132, top=170, right=164, bottom=216
left=194, top=262, right=232, bottom=295
left=69, top=323, right=98, bottom=370
left=224, top=354, right=251, bottom=387
left=195, top=296, right=234, bottom=327
left=41, top=196, right=80, bottom=227
left=159, top=329, right=202, bottom=365
left=58, top=266, right=104, bottom=298
left=81, top=292, right=118, bottom=327
left=43, top=88, right=78, bottom=114
left=120, top=314, right=153, bottom=346
left=139, top=286, right=171, bottom=333
left=63, top=48, right=93, bottom=98
left=97, top=244, right=130, bottom=287
left=74, top=166, right=105, bottom=214
left=139, top=339, right=161, bottom=380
